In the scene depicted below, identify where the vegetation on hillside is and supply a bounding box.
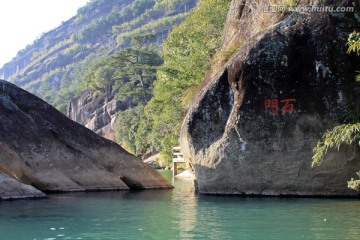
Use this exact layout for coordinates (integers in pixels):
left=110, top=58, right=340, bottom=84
left=2, top=0, right=197, bottom=113
left=141, top=0, right=231, bottom=160
left=312, top=32, right=360, bottom=191
left=79, top=34, right=163, bottom=155
left=78, top=0, right=230, bottom=160
left=2, top=0, right=231, bottom=162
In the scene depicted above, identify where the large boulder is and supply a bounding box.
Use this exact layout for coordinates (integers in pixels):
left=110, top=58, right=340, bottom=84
left=0, top=80, right=172, bottom=199
left=181, top=0, right=360, bottom=196
left=0, top=172, right=45, bottom=200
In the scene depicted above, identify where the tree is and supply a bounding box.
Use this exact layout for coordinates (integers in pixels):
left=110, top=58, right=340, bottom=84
left=116, top=105, right=143, bottom=155
left=145, top=0, right=231, bottom=162
left=81, top=57, right=114, bottom=91
left=81, top=35, right=162, bottom=156
left=110, top=34, right=163, bottom=103
left=82, top=34, right=162, bottom=101
left=92, top=66, right=116, bottom=90
left=110, top=35, right=162, bottom=155
left=312, top=32, right=360, bottom=191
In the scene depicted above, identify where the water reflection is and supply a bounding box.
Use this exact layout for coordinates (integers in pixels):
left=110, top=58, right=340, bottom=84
left=159, top=170, right=199, bottom=239
left=171, top=174, right=198, bottom=239
left=0, top=171, right=360, bottom=240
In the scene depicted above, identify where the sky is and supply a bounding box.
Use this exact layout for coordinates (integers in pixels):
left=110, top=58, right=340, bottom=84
left=0, top=0, right=90, bottom=68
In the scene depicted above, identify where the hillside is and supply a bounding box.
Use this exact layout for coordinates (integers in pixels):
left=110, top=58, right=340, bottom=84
left=57, top=0, right=230, bottom=161
left=0, top=0, right=198, bottom=112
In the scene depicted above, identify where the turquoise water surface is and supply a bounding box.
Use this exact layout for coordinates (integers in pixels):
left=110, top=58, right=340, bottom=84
left=1, top=170, right=360, bottom=240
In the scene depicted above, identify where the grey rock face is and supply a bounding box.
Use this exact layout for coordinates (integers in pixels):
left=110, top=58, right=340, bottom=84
left=0, top=80, right=171, bottom=199
left=0, top=172, right=45, bottom=200
left=67, top=85, right=135, bottom=141
left=181, top=0, right=360, bottom=196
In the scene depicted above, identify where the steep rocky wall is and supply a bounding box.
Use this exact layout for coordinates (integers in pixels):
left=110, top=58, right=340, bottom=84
left=0, top=80, right=171, bottom=199
left=181, top=0, right=360, bottom=196
left=67, top=85, right=135, bottom=141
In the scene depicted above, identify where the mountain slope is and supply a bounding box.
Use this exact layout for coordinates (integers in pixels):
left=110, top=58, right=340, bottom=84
left=0, top=0, right=198, bottom=112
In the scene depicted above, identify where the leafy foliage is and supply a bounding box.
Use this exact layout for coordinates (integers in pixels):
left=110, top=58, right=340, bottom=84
left=111, top=35, right=163, bottom=102
left=347, top=32, right=360, bottom=82
left=312, top=123, right=360, bottom=167
left=83, top=34, right=162, bottom=101
left=3, top=0, right=231, bottom=162
left=80, top=34, right=162, bottom=156
left=109, top=0, right=230, bottom=159
left=3, top=0, right=197, bottom=114
left=115, top=103, right=154, bottom=156
left=143, top=0, right=231, bottom=162
left=116, top=104, right=143, bottom=155
left=348, top=32, right=360, bottom=55
left=348, top=171, right=360, bottom=191
left=312, top=32, right=360, bottom=190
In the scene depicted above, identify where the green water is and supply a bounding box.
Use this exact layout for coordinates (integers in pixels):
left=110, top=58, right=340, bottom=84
left=1, top=170, right=360, bottom=240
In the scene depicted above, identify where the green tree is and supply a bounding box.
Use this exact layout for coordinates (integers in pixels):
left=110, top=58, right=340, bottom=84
left=116, top=104, right=153, bottom=156
left=82, top=34, right=163, bottom=97
left=81, top=35, right=163, bottom=155
left=145, top=0, right=231, bottom=162
left=81, top=57, right=114, bottom=91
left=116, top=105, right=142, bottom=155
left=110, top=34, right=163, bottom=102
left=8, top=0, right=198, bottom=116
left=110, top=35, right=162, bottom=155
left=312, top=32, right=360, bottom=191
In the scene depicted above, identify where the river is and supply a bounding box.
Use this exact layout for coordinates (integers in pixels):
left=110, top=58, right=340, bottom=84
left=0, top=170, right=359, bottom=240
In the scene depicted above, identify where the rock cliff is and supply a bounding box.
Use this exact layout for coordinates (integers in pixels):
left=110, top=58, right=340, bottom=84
left=0, top=80, right=172, bottom=199
left=181, top=0, right=360, bottom=196
left=67, top=84, right=134, bottom=141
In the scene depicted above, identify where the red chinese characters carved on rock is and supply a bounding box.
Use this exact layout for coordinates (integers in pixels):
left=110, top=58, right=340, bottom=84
left=264, top=98, right=296, bottom=116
